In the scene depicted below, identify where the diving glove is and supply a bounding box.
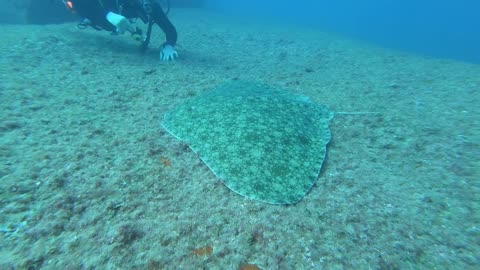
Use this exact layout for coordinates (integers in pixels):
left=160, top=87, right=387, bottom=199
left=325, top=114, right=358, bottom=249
left=106, top=12, right=135, bottom=34
left=160, top=44, right=178, bottom=61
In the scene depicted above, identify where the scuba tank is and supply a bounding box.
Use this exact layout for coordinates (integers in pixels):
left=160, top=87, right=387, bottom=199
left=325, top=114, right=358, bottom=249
left=72, top=0, right=171, bottom=52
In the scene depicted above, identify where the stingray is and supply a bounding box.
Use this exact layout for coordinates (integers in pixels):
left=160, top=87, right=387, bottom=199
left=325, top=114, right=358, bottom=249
left=162, top=81, right=334, bottom=204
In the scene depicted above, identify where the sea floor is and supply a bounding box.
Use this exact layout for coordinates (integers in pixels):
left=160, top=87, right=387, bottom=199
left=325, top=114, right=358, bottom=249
left=0, top=8, right=479, bottom=270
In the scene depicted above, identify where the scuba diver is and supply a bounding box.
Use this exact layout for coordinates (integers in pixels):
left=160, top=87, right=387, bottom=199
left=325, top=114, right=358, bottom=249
left=63, top=0, right=178, bottom=61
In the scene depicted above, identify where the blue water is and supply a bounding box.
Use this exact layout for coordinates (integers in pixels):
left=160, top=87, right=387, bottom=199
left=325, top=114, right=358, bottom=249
left=205, top=0, right=480, bottom=64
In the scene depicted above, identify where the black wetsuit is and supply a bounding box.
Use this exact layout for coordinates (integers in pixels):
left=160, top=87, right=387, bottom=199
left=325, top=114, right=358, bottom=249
left=69, top=0, right=177, bottom=46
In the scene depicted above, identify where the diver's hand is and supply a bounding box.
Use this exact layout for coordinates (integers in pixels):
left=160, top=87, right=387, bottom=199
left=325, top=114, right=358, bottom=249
left=106, top=12, right=134, bottom=34
left=160, top=44, right=178, bottom=61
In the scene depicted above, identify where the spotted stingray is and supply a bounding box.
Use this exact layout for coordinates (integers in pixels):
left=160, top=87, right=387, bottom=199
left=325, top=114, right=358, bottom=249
left=162, top=81, right=333, bottom=204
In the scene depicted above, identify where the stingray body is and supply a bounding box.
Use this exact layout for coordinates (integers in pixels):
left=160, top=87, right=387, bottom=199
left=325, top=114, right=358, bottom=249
left=162, top=81, right=333, bottom=204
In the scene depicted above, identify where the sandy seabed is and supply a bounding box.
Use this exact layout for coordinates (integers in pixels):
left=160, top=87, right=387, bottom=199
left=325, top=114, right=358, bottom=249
left=0, top=8, right=479, bottom=270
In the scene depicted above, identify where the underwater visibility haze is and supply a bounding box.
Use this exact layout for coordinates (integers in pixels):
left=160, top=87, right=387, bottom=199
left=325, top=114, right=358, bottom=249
left=0, top=0, right=479, bottom=269
left=206, top=0, right=480, bottom=63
